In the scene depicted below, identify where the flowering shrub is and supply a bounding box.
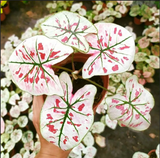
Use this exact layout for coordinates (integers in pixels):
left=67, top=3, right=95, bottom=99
left=1, top=1, right=159, bottom=158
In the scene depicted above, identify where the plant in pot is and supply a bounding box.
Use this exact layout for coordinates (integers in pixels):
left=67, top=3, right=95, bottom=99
left=132, top=144, right=160, bottom=158
left=1, top=1, right=10, bottom=15
left=129, top=4, right=152, bottom=25
left=8, top=11, right=154, bottom=151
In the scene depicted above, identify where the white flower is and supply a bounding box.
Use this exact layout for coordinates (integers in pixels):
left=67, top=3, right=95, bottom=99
left=8, top=34, right=21, bottom=47
left=90, top=122, right=105, bottom=134
left=1, top=88, right=10, bottom=103
left=107, top=2, right=114, bottom=8
left=24, top=141, right=34, bottom=151
left=83, top=132, right=94, bottom=146
left=18, top=100, right=29, bottom=112
left=78, top=8, right=86, bottom=16
left=4, top=140, right=15, bottom=153
left=9, top=93, right=20, bottom=105
left=11, top=129, right=23, bottom=143
left=1, top=102, right=7, bottom=117
left=4, top=41, right=12, bottom=50
left=83, top=146, right=97, bottom=158
left=22, top=92, right=32, bottom=103
left=96, top=96, right=107, bottom=114
left=105, top=114, right=117, bottom=130
left=10, top=105, right=20, bottom=118
left=1, top=78, right=11, bottom=87
left=21, top=27, right=38, bottom=40
left=70, top=2, right=82, bottom=12
left=5, top=70, right=12, bottom=80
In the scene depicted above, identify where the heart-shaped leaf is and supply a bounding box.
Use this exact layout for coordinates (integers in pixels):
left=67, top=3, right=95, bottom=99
left=83, top=23, right=135, bottom=78
left=9, top=35, right=73, bottom=96
left=40, top=72, right=97, bottom=150
left=41, top=11, right=97, bottom=53
left=106, top=75, right=154, bottom=131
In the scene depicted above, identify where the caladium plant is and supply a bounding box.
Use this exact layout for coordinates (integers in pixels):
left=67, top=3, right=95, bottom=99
left=41, top=11, right=97, bottom=53
left=9, top=35, right=73, bottom=96
left=40, top=72, right=97, bottom=150
left=7, top=10, right=155, bottom=152
left=82, top=23, right=135, bottom=78
left=106, top=75, right=154, bottom=131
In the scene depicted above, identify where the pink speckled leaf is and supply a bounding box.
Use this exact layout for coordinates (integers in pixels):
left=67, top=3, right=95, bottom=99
left=40, top=72, right=97, bottom=150
left=9, top=35, right=73, bottom=96
left=41, top=11, right=97, bottom=53
left=106, top=75, right=154, bottom=131
left=83, top=23, right=135, bottom=78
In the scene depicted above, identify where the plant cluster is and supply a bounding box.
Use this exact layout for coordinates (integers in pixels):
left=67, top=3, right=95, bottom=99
left=1, top=1, right=159, bottom=158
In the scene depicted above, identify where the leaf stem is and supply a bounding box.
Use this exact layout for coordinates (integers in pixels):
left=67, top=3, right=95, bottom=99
left=78, top=75, right=115, bottom=95
left=52, top=65, right=72, bottom=72
left=72, top=53, right=75, bottom=71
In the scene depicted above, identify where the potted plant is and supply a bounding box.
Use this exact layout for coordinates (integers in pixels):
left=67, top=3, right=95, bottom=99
left=129, top=4, right=152, bottom=25
left=1, top=1, right=10, bottom=15
left=8, top=11, right=154, bottom=151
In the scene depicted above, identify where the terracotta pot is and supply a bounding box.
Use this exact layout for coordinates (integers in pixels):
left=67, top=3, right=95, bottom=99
left=134, top=17, right=142, bottom=25
left=1, top=13, right=6, bottom=21
left=145, top=20, right=154, bottom=26
left=3, top=2, right=10, bottom=15
left=148, top=149, right=156, bottom=157
left=53, top=53, right=109, bottom=113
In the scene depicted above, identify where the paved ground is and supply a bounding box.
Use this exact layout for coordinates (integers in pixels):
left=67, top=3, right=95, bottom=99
left=1, top=1, right=159, bottom=158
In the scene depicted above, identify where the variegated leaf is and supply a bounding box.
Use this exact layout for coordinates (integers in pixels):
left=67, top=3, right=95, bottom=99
left=40, top=72, right=97, bottom=150
left=83, top=23, right=135, bottom=78
left=9, top=35, right=73, bottom=96
left=106, top=75, right=154, bottom=131
left=41, top=11, right=97, bottom=53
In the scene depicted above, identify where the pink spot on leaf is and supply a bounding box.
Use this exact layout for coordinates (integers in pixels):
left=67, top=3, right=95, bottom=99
left=123, top=57, right=129, bottom=60
left=19, top=73, right=23, bottom=78
left=86, top=92, right=90, bottom=96
left=103, top=67, right=107, bottom=73
left=39, top=52, right=45, bottom=60
left=119, top=45, right=130, bottom=50
left=16, top=68, right=21, bottom=75
left=47, top=125, right=58, bottom=134
left=47, top=114, right=53, bottom=120
left=78, top=103, right=85, bottom=111
left=88, top=67, right=94, bottom=75
left=114, top=27, right=117, bottom=34
left=56, top=99, right=60, bottom=107
left=118, top=30, right=122, bottom=36
left=38, top=43, right=44, bottom=50
left=135, top=114, right=140, bottom=119
left=61, top=36, right=68, bottom=43
left=63, top=139, right=67, bottom=144
left=73, top=136, right=79, bottom=142
left=112, top=99, right=119, bottom=103
left=82, top=25, right=87, bottom=30
left=112, top=65, right=119, bottom=71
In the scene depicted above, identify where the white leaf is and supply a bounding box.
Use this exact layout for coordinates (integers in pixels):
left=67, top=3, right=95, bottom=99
left=4, top=140, right=15, bottom=152
left=18, top=116, right=28, bottom=128
left=83, top=132, right=94, bottom=146
left=83, top=146, right=97, bottom=158
left=105, top=114, right=117, bottom=130
left=11, top=129, right=22, bottom=143
left=18, top=100, right=29, bottom=112
left=90, top=122, right=105, bottom=134
left=10, top=105, right=20, bottom=118
left=1, top=88, right=10, bottom=103
left=156, top=144, right=160, bottom=158
left=9, top=94, right=20, bottom=105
